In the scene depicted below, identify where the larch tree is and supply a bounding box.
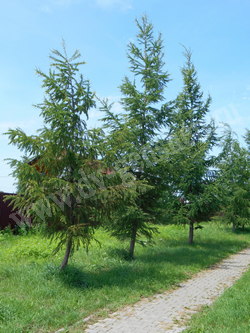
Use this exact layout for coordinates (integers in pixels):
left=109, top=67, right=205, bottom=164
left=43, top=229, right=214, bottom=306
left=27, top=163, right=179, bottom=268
left=166, top=49, right=219, bottom=244
left=218, top=129, right=250, bottom=230
left=100, top=16, right=170, bottom=258
left=6, top=46, right=138, bottom=269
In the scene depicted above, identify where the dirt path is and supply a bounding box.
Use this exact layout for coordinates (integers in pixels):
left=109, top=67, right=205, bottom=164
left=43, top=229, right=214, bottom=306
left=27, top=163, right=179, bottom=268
left=83, top=248, right=250, bottom=333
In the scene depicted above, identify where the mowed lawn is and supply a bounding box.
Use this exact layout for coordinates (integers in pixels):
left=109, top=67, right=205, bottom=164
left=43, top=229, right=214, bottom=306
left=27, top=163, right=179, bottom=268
left=0, top=222, right=250, bottom=333
left=185, top=267, right=250, bottom=333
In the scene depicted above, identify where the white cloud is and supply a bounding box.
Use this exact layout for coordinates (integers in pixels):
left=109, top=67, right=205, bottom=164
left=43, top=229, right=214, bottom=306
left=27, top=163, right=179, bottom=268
left=53, top=0, right=80, bottom=6
left=39, top=0, right=132, bottom=12
left=94, top=0, right=132, bottom=10
left=0, top=119, right=41, bottom=136
left=39, top=0, right=80, bottom=13
left=242, top=85, right=250, bottom=100
left=0, top=121, right=25, bottom=134
left=39, top=5, right=52, bottom=13
left=211, top=104, right=250, bottom=136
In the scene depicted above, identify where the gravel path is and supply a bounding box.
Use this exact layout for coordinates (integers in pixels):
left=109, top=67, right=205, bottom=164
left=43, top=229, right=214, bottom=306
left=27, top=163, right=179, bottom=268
left=84, top=248, right=250, bottom=333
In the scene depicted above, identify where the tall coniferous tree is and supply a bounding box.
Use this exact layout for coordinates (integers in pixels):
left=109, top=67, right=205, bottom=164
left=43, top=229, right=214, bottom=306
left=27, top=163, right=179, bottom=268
left=167, top=49, right=218, bottom=244
left=6, top=46, right=139, bottom=269
left=218, top=130, right=250, bottom=230
left=101, top=16, right=170, bottom=258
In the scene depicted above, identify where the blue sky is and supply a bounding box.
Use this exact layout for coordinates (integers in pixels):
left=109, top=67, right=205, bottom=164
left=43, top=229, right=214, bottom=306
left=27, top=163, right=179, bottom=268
left=1, top=0, right=250, bottom=192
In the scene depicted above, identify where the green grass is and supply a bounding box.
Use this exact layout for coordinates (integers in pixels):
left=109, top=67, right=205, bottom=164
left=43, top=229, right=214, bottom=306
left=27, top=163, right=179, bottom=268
left=185, top=268, right=250, bottom=333
left=0, top=222, right=250, bottom=333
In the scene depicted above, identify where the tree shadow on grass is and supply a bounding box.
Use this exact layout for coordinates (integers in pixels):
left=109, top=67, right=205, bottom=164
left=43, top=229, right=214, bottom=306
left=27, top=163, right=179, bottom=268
left=136, top=238, right=249, bottom=267
left=233, top=228, right=250, bottom=234
left=56, top=263, right=187, bottom=291
left=54, top=238, right=249, bottom=291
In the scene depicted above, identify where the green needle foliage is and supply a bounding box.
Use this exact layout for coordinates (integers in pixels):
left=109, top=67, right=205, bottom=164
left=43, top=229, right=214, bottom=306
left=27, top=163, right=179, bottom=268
left=166, top=49, right=219, bottom=244
left=218, top=129, right=250, bottom=230
left=5, top=45, right=138, bottom=269
left=100, top=16, right=170, bottom=258
left=245, top=129, right=250, bottom=151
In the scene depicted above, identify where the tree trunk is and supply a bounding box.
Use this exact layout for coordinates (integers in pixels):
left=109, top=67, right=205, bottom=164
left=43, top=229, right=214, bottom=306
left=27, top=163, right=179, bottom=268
left=232, top=222, right=236, bottom=232
left=129, top=226, right=137, bottom=259
left=188, top=221, right=194, bottom=245
left=60, top=192, right=75, bottom=270
left=60, top=238, right=72, bottom=270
